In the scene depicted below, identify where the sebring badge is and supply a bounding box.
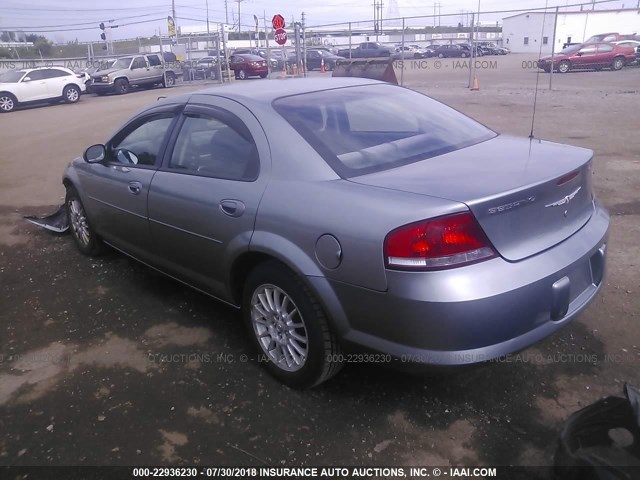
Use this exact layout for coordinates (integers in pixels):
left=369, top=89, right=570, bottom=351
left=545, top=186, right=582, bottom=208
left=488, top=196, right=537, bottom=215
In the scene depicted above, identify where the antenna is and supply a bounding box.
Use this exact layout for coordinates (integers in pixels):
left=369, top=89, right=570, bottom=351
left=530, top=0, right=549, bottom=139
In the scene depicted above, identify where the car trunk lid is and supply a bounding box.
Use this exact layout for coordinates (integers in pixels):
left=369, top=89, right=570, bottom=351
left=349, top=135, right=594, bottom=261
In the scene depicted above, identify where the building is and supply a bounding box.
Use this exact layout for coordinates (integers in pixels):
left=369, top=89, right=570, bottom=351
left=502, top=8, right=640, bottom=54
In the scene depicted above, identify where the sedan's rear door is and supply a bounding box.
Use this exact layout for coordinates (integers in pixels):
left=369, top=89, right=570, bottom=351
left=147, top=98, right=270, bottom=300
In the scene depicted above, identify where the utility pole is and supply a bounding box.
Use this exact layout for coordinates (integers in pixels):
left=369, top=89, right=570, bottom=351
left=438, top=3, right=441, bottom=27
left=206, top=0, right=210, bottom=37
left=237, top=0, right=244, bottom=34
left=302, top=11, right=307, bottom=77
left=225, top=0, right=229, bottom=25
left=373, top=1, right=377, bottom=39
left=433, top=3, right=436, bottom=27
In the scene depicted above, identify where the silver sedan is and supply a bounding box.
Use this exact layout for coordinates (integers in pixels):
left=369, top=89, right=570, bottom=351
left=63, top=78, right=609, bottom=388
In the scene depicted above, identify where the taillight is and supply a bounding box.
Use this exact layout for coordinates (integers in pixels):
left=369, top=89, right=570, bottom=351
left=384, top=212, right=496, bottom=270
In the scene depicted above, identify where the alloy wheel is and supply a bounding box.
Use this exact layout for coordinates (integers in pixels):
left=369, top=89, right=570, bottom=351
left=66, top=88, right=79, bottom=102
left=69, top=198, right=90, bottom=247
left=0, top=95, right=15, bottom=112
left=250, top=284, right=309, bottom=372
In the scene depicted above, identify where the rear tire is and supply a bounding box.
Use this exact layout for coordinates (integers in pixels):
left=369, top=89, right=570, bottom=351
left=259, top=73, right=267, bottom=78
left=65, top=186, right=104, bottom=256
left=243, top=261, right=343, bottom=389
left=114, top=78, right=129, bottom=94
left=63, top=85, right=81, bottom=103
left=163, top=72, right=175, bottom=87
left=0, top=92, right=17, bottom=112
left=611, top=56, right=625, bottom=71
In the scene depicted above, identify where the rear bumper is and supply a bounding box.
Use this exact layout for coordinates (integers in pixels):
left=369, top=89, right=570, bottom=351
left=311, top=201, right=609, bottom=366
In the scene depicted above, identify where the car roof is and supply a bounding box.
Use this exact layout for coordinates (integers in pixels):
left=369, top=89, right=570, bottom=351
left=190, top=77, right=382, bottom=104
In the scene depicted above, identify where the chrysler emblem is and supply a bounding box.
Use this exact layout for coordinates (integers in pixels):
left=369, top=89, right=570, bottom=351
left=546, top=186, right=581, bottom=208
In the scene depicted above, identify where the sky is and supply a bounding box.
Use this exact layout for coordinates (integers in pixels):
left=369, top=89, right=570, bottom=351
left=0, top=0, right=631, bottom=43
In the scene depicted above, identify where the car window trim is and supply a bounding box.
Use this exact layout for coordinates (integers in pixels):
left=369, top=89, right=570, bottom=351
left=159, top=103, right=260, bottom=182
left=106, top=104, right=184, bottom=170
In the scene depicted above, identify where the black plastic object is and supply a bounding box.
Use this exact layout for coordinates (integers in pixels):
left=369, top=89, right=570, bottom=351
left=554, top=384, right=640, bottom=480
left=23, top=205, right=68, bottom=233
left=332, top=58, right=398, bottom=85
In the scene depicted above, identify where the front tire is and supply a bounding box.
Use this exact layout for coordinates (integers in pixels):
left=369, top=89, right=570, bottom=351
left=558, top=60, right=571, bottom=73
left=238, top=69, right=247, bottom=80
left=114, top=78, right=129, bottom=94
left=243, top=261, right=343, bottom=389
left=66, top=187, right=104, bottom=256
left=0, top=92, right=17, bottom=112
left=63, top=85, right=80, bottom=103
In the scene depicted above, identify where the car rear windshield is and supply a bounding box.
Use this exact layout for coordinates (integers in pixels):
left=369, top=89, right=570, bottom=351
left=0, top=71, right=26, bottom=83
left=273, top=84, right=496, bottom=177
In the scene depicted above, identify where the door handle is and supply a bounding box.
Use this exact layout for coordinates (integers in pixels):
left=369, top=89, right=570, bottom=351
left=219, top=199, right=245, bottom=217
left=128, top=181, right=142, bottom=195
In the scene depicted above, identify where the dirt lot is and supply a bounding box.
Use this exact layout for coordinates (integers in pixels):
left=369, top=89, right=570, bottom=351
left=0, top=54, right=639, bottom=476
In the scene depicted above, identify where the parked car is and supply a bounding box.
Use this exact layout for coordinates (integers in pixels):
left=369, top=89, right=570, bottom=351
left=0, top=66, right=85, bottom=113
left=393, top=45, right=425, bottom=59
left=305, top=49, right=344, bottom=70
left=433, top=44, right=470, bottom=58
left=584, top=32, right=622, bottom=43
left=337, top=42, right=391, bottom=58
left=183, top=56, right=220, bottom=80
left=90, top=54, right=178, bottom=95
left=611, top=40, right=640, bottom=62
left=495, top=46, right=511, bottom=55
left=459, top=43, right=483, bottom=57
left=538, top=42, right=636, bottom=73
left=62, top=78, right=609, bottom=388
left=477, top=42, right=501, bottom=55
left=228, top=54, right=268, bottom=79
left=234, top=49, right=279, bottom=70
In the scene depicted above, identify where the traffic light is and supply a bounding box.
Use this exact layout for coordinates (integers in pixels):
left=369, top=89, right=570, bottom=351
left=99, top=22, right=108, bottom=53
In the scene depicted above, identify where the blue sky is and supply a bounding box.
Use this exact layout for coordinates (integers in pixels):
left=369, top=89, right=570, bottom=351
left=0, top=0, right=630, bottom=43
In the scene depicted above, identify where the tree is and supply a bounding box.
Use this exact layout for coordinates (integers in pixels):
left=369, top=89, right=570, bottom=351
left=1, top=31, right=16, bottom=42
left=25, top=34, right=53, bottom=56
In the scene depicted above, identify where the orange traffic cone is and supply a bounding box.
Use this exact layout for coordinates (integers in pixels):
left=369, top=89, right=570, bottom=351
left=471, top=74, right=480, bottom=91
left=320, top=58, right=326, bottom=73
left=292, top=64, right=298, bottom=75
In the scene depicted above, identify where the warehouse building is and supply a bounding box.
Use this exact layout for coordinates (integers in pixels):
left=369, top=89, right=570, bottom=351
left=502, top=8, right=640, bottom=53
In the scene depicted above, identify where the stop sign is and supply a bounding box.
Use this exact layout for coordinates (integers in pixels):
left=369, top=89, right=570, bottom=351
left=274, top=28, right=288, bottom=45
left=272, top=14, right=285, bottom=30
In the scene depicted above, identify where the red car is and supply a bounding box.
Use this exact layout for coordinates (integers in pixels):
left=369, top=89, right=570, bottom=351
left=229, top=54, right=268, bottom=80
left=538, top=42, right=636, bottom=73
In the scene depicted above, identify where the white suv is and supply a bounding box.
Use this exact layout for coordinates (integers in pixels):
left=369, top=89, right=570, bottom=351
left=0, top=66, right=86, bottom=113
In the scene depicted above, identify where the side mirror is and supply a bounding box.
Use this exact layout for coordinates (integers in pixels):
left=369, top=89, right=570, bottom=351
left=22, top=76, right=32, bottom=82
left=83, top=144, right=106, bottom=163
